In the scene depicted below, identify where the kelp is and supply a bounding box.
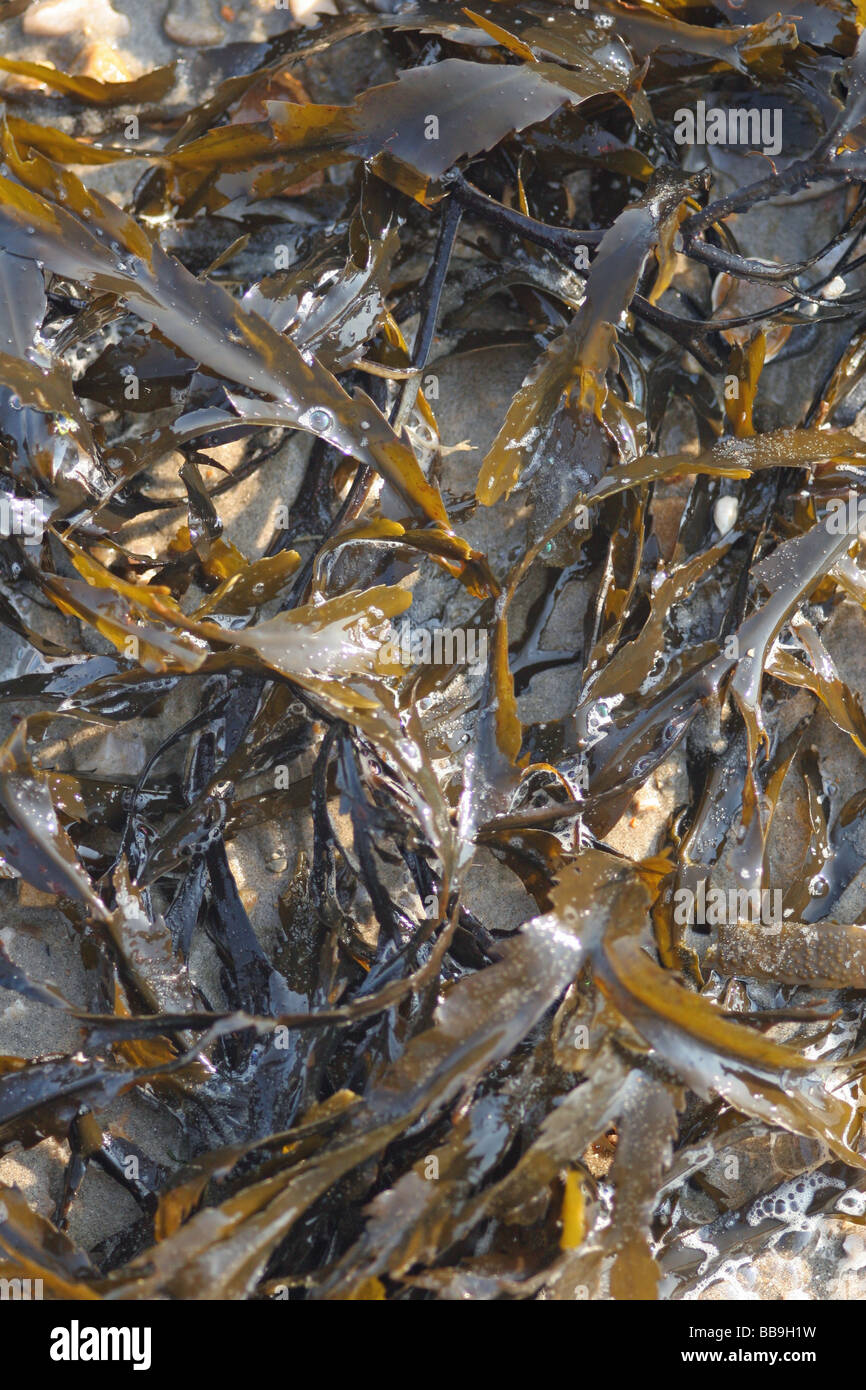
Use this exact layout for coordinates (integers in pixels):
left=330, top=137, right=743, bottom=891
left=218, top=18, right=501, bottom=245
left=478, top=170, right=705, bottom=504
left=709, top=917, right=866, bottom=987
left=0, top=57, right=177, bottom=106
left=3, top=0, right=866, bottom=1308
left=164, top=57, right=647, bottom=208
left=0, top=124, right=447, bottom=529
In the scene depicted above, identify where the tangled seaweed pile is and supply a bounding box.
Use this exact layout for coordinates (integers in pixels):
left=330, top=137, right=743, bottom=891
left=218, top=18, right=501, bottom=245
left=5, top=0, right=866, bottom=1300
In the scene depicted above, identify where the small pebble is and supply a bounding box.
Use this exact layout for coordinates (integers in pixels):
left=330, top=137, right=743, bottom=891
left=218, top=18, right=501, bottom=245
left=24, top=0, right=129, bottom=38
left=74, top=42, right=133, bottom=83
left=822, top=276, right=847, bottom=300
left=713, top=495, right=739, bottom=534
left=164, top=0, right=225, bottom=45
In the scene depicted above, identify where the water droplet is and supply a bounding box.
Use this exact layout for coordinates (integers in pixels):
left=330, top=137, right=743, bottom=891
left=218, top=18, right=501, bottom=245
left=304, top=407, right=333, bottom=433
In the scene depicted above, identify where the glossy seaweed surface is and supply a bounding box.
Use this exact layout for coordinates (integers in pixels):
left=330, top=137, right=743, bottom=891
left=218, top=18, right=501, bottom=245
left=4, top=0, right=866, bottom=1300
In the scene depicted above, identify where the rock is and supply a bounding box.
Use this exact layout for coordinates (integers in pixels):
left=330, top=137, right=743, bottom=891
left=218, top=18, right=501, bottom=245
left=164, top=0, right=225, bottom=46
left=73, top=42, right=134, bottom=83
left=23, top=0, right=130, bottom=40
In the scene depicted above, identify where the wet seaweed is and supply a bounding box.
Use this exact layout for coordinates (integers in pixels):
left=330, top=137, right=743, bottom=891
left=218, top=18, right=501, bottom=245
left=3, top=0, right=866, bottom=1304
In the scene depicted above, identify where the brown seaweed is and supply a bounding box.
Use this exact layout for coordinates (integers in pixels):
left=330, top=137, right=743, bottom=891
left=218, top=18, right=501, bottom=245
left=3, top=0, right=866, bottom=1310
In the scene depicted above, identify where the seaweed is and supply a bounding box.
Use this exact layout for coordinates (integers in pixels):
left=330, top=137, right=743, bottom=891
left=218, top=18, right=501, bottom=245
left=2, top=0, right=866, bottom=1307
